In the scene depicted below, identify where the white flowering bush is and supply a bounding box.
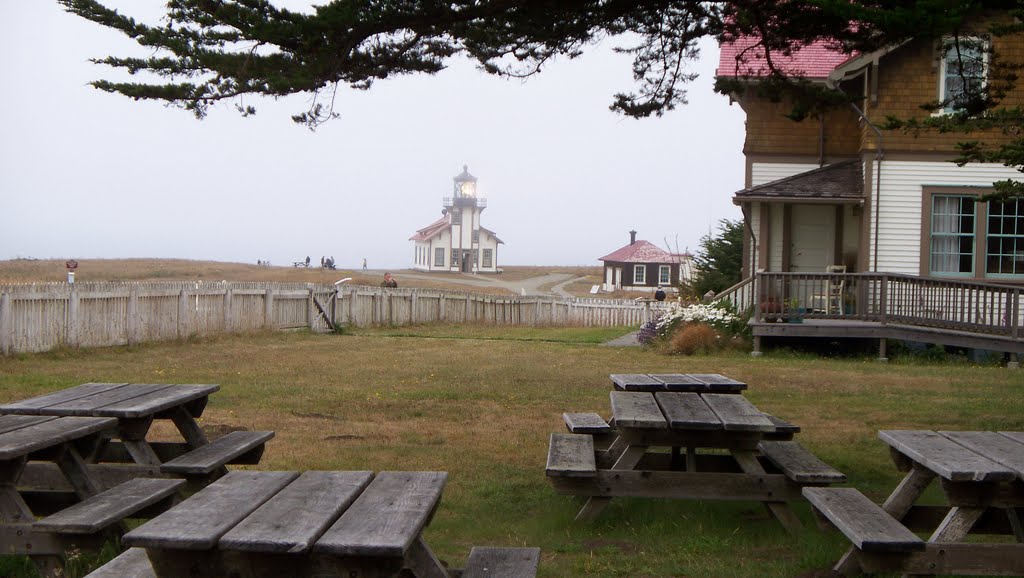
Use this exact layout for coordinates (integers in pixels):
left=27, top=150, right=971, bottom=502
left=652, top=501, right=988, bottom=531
left=656, top=301, right=740, bottom=337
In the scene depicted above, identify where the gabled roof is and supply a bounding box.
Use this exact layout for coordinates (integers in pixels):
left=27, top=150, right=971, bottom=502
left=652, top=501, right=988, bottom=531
left=600, top=240, right=676, bottom=264
left=717, top=37, right=853, bottom=80
left=479, top=226, right=504, bottom=245
left=409, top=215, right=450, bottom=242
left=732, top=160, right=865, bottom=203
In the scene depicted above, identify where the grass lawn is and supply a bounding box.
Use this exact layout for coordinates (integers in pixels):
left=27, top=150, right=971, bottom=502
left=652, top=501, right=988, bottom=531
left=0, top=326, right=1021, bottom=577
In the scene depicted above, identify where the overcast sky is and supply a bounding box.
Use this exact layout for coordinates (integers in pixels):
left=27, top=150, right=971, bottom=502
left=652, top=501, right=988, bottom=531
left=0, top=2, right=745, bottom=269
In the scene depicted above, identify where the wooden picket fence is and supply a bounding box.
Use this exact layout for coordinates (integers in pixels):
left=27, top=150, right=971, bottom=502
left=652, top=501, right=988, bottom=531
left=0, top=282, right=668, bottom=355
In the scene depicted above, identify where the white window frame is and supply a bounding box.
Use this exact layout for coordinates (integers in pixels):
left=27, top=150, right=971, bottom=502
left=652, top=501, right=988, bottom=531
left=658, top=265, right=671, bottom=285
left=434, top=247, right=445, bottom=268
left=633, top=264, right=646, bottom=285
left=936, top=36, right=988, bottom=115
left=482, top=248, right=493, bottom=268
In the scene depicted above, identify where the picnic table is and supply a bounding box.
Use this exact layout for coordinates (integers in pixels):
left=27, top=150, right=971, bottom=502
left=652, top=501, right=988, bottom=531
left=89, top=470, right=541, bottom=578
left=548, top=389, right=845, bottom=530
left=0, top=414, right=184, bottom=573
left=805, top=429, right=1024, bottom=576
left=0, top=383, right=273, bottom=489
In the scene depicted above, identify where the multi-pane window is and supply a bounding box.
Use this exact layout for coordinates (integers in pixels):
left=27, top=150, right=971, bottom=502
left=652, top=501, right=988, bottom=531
left=659, top=265, right=671, bottom=285
left=986, top=198, right=1024, bottom=277
left=939, top=37, right=987, bottom=113
left=928, top=192, right=1024, bottom=279
left=451, top=249, right=459, bottom=267
left=451, top=210, right=462, bottom=225
left=633, top=265, right=646, bottom=284
left=434, top=247, right=444, bottom=268
left=472, top=229, right=480, bottom=243
left=930, top=195, right=975, bottom=276
left=482, top=249, right=493, bottom=268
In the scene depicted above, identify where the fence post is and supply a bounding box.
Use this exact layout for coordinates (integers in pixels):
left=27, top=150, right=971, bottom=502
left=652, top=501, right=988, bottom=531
left=67, top=286, right=79, bottom=347
left=465, top=294, right=471, bottom=322
left=411, top=289, right=418, bottom=324
left=0, top=292, right=10, bottom=356
left=439, top=293, right=447, bottom=322
left=307, top=288, right=315, bottom=330
left=178, top=289, right=189, bottom=339
left=127, top=286, right=139, bottom=346
left=264, top=288, right=274, bottom=329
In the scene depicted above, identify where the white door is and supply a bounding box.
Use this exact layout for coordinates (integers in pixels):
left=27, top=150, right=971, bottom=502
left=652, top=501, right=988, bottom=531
left=614, top=268, right=622, bottom=289
left=604, top=267, right=613, bottom=291
left=790, top=205, right=835, bottom=272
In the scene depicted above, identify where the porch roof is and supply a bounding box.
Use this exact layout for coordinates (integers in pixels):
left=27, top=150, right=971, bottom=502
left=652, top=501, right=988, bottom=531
left=732, top=160, right=864, bottom=205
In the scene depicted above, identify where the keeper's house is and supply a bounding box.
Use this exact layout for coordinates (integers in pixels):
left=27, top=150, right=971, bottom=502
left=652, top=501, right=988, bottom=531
left=600, top=231, right=691, bottom=292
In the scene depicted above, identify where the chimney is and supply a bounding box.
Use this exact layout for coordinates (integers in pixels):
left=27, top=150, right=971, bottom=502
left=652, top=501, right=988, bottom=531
left=629, top=230, right=637, bottom=245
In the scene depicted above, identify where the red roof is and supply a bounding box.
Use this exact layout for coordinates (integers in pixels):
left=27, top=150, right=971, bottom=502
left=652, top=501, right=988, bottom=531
left=409, top=215, right=449, bottom=242
left=599, top=240, right=676, bottom=264
left=717, top=37, right=853, bottom=79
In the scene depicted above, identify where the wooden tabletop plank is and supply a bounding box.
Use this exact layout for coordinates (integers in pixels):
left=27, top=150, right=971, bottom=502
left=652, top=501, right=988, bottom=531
left=941, top=431, right=1024, bottom=480
left=44, top=383, right=174, bottom=416
left=610, top=374, right=663, bottom=392
left=655, top=392, right=722, bottom=430
left=220, top=471, right=374, bottom=554
left=685, top=374, right=748, bottom=392
left=701, top=394, right=774, bottom=432
left=1000, top=431, right=1024, bottom=446
left=562, top=413, right=612, bottom=434
left=0, top=416, right=117, bottom=460
left=609, top=391, right=667, bottom=429
left=879, top=430, right=1016, bottom=482
left=0, top=415, right=57, bottom=435
left=0, top=383, right=129, bottom=414
left=123, top=471, right=299, bottom=550
left=649, top=374, right=706, bottom=392
left=315, top=471, right=447, bottom=558
left=92, top=384, right=220, bottom=418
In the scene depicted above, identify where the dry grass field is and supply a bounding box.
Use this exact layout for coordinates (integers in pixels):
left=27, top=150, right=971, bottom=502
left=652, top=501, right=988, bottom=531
left=0, top=259, right=603, bottom=297
left=1, top=325, right=1021, bottom=577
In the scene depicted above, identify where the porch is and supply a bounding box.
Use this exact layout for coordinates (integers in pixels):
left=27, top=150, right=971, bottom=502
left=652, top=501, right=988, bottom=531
left=716, top=272, right=1023, bottom=361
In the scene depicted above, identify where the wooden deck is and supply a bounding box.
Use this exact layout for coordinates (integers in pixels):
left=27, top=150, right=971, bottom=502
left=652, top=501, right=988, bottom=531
left=713, top=273, right=1023, bottom=359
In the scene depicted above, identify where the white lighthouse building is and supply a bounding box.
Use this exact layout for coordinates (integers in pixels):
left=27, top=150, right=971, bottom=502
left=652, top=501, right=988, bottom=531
left=410, top=166, right=503, bottom=273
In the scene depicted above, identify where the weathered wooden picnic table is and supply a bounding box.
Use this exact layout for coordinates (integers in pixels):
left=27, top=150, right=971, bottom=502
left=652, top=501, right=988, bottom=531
left=90, top=470, right=540, bottom=578
left=0, top=414, right=184, bottom=573
left=548, top=390, right=845, bottom=530
left=0, top=383, right=273, bottom=489
left=805, top=429, right=1024, bottom=576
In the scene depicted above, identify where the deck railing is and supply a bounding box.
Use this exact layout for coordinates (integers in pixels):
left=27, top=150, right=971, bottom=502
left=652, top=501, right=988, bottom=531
left=754, top=272, right=1022, bottom=340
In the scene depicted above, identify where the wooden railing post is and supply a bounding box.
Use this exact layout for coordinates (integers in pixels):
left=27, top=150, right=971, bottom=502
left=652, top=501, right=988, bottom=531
left=67, top=286, right=79, bottom=348
left=879, top=274, right=888, bottom=326
left=127, top=286, right=139, bottom=346
left=0, top=292, right=10, bottom=356
left=753, top=273, right=762, bottom=322
left=1013, top=288, right=1021, bottom=341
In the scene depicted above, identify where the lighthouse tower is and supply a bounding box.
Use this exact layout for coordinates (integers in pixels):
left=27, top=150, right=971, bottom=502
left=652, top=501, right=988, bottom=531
left=410, top=166, right=503, bottom=273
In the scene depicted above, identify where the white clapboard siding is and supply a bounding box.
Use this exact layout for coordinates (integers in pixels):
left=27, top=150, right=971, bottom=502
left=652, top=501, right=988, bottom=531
left=874, top=161, right=1024, bottom=275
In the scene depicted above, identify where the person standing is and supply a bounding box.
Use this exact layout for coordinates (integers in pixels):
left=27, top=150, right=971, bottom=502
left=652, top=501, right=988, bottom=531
left=362, top=258, right=367, bottom=271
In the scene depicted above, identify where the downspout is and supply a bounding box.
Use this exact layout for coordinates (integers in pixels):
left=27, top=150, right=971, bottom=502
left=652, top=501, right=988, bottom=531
left=828, top=69, right=885, bottom=272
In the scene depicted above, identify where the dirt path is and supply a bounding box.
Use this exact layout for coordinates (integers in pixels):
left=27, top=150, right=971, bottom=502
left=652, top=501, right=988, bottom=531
left=388, top=270, right=582, bottom=297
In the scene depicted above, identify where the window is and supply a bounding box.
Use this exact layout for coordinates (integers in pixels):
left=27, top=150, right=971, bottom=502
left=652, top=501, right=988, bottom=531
left=659, top=265, right=671, bottom=285
left=925, top=189, right=1024, bottom=279
left=633, top=265, right=646, bottom=284
left=451, top=249, right=459, bottom=267
left=482, top=249, right=493, bottom=268
left=938, top=37, right=987, bottom=114
left=930, top=195, right=975, bottom=276
left=472, top=229, right=480, bottom=243
left=451, top=210, right=461, bottom=225
left=987, top=198, right=1024, bottom=277
left=434, top=247, right=445, bottom=268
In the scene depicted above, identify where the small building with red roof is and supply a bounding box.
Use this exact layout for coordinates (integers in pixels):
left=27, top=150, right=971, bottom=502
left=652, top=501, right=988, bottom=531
left=410, top=166, right=503, bottom=273
left=599, top=231, right=692, bottom=292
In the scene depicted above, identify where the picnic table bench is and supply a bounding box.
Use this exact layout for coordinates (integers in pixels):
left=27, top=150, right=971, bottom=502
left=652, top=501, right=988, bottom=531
left=548, top=388, right=844, bottom=531
left=89, top=470, right=540, bottom=578
left=1, top=383, right=273, bottom=490
left=0, top=415, right=185, bottom=574
left=805, top=429, right=1024, bottom=576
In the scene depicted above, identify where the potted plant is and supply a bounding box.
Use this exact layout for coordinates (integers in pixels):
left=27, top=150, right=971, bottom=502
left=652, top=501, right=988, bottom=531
left=785, top=298, right=803, bottom=323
